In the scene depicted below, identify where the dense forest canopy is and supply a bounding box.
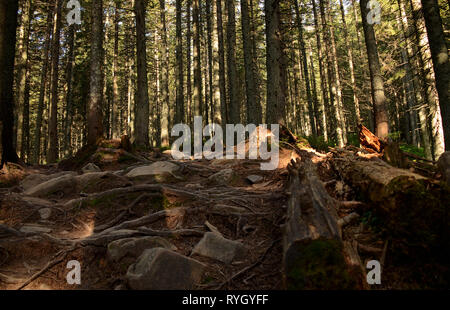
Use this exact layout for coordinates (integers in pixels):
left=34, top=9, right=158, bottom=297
left=0, top=0, right=449, bottom=165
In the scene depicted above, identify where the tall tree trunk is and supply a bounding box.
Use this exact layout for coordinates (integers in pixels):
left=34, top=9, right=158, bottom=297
left=294, top=0, right=316, bottom=135
left=206, top=0, right=215, bottom=125
left=216, top=0, right=227, bottom=124
left=16, top=0, right=32, bottom=161
left=420, top=0, right=450, bottom=151
left=319, top=0, right=344, bottom=146
left=193, top=0, right=203, bottom=120
left=410, top=0, right=444, bottom=159
left=0, top=0, right=20, bottom=168
left=241, top=0, right=261, bottom=125
left=175, top=0, right=184, bottom=125
left=226, top=0, right=239, bottom=124
left=265, top=0, right=287, bottom=125
left=87, top=0, right=104, bottom=145
left=64, top=25, right=76, bottom=157
left=312, top=0, right=328, bottom=140
left=134, top=0, right=149, bottom=147
left=112, top=2, right=120, bottom=139
left=360, top=0, right=389, bottom=139
left=159, top=0, right=170, bottom=146
left=339, top=0, right=361, bottom=127
left=33, top=5, right=52, bottom=164
left=48, top=0, right=62, bottom=163
left=186, top=0, right=192, bottom=125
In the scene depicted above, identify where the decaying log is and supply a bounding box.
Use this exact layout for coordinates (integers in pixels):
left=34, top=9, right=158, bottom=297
left=283, top=159, right=361, bottom=289
left=358, top=124, right=386, bottom=153
left=331, top=150, right=450, bottom=256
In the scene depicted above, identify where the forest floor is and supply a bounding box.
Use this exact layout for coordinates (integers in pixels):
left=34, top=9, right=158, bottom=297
left=0, top=138, right=448, bottom=290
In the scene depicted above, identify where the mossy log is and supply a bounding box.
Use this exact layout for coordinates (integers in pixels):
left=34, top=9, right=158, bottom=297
left=331, top=150, right=450, bottom=259
left=283, top=159, right=359, bottom=289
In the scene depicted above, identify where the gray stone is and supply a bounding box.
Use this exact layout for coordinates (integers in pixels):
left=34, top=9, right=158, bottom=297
left=192, top=232, right=247, bottom=264
left=126, top=248, right=205, bottom=290
left=246, top=175, right=263, bottom=184
left=19, top=224, right=52, bottom=234
left=126, top=161, right=180, bottom=179
left=437, top=152, right=450, bottom=184
left=24, top=174, right=77, bottom=198
left=208, top=169, right=235, bottom=186
left=81, top=163, right=101, bottom=174
left=108, top=236, right=176, bottom=262
left=20, top=171, right=77, bottom=191
left=75, top=172, right=131, bottom=193
left=38, top=208, right=52, bottom=220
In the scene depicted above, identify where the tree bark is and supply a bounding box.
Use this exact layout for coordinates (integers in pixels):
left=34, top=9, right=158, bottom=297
left=0, top=0, right=20, bottom=167
left=134, top=0, right=149, bottom=148
left=87, top=0, right=104, bottom=146
left=420, top=0, right=450, bottom=151
left=226, top=0, right=239, bottom=124
left=47, top=0, right=62, bottom=163
left=360, top=0, right=389, bottom=139
left=159, top=0, right=170, bottom=146
left=193, top=0, right=203, bottom=120
left=265, top=0, right=287, bottom=125
left=216, top=0, right=227, bottom=124
left=175, top=0, right=184, bottom=125
left=241, top=0, right=261, bottom=125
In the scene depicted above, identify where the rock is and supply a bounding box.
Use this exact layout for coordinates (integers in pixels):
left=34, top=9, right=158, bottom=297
left=184, top=183, right=203, bottom=189
left=246, top=175, right=263, bottom=184
left=38, top=208, right=52, bottom=220
left=24, top=174, right=77, bottom=198
left=19, top=224, right=52, bottom=234
left=108, top=236, right=176, bottom=263
left=126, top=248, right=205, bottom=290
left=208, top=169, right=235, bottom=186
left=81, top=163, right=101, bottom=174
left=125, top=161, right=181, bottom=183
left=437, top=152, right=450, bottom=184
left=192, top=232, right=247, bottom=264
left=126, top=161, right=180, bottom=178
left=75, top=172, right=131, bottom=194
left=20, top=171, right=77, bottom=191
left=21, top=196, right=53, bottom=208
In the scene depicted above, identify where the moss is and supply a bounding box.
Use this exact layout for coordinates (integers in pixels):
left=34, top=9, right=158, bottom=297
left=286, top=239, right=356, bottom=290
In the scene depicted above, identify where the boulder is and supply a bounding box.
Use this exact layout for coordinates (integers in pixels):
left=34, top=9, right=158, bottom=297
left=125, top=161, right=181, bottom=183
left=437, top=152, right=450, bottom=184
left=19, top=224, right=52, bottom=234
left=75, top=172, right=131, bottom=194
left=24, top=174, right=77, bottom=198
left=192, top=232, right=247, bottom=264
left=81, top=163, right=101, bottom=174
left=126, top=248, right=205, bottom=290
left=108, top=236, right=176, bottom=263
left=207, top=169, right=235, bottom=186
left=20, top=171, right=77, bottom=191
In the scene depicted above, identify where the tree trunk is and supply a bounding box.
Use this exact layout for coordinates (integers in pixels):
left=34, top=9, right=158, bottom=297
left=47, top=0, right=62, bottom=163
left=175, top=0, right=184, bottom=125
left=312, top=0, right=328, bottom=140
left=216, top=0, right=227, bottom=124
left=420, top=0, right=450, bottom=151
left=32, top=5, right=52, bottom=164
left=339, top=0, right=361, bottom=127
left=284, top=159, right=358, bottom=289
left=134, top=0, right=149, bottom=148
left=87, top=0, right=104, bottom=146
left=294, top=0, right=316, bottom=136
left=0, top=0, right=20, bottom=168
left=112, top=2, right=120, bottom=139
left=241, top=0, right=261, bottom=125
left=265, top=0, right=287, bottom=125
left=64, top=25, right=76, bottom=157
left=159, top=0, right=170, bottom=146
left=193, top=0, right=203, bottom=120
left=360, top=0, right=389, bottom=139
left=225, top=0, right=239, bottom=124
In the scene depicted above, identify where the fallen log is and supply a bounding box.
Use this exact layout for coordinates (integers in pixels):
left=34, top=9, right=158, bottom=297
left=331, top=150, right=450, bottom=259
left=283, top=159, right=362, bottom=289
